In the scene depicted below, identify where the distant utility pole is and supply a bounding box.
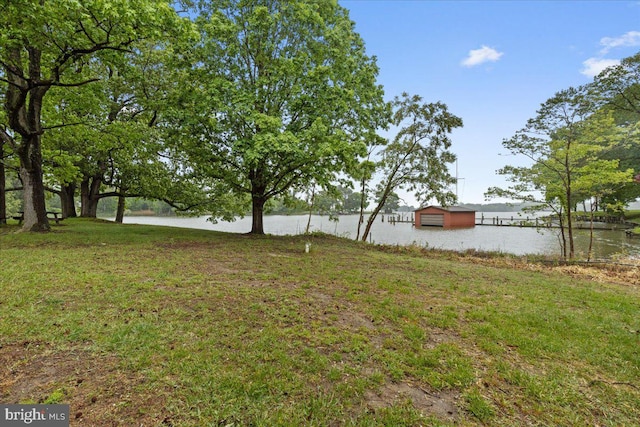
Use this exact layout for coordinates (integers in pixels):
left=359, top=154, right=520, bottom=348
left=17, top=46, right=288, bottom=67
left=456, top=160, right=465, bottom=202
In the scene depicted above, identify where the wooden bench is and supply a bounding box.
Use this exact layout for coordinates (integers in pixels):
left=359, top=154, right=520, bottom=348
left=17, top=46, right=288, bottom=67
left=13, top=211, right=64, bottom=225
left=48, top=211, right=64, bottom=225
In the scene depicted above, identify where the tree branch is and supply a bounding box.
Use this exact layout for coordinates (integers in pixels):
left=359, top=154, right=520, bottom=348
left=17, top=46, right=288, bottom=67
left=0, top=75, right=27, bottom=90
left=43, top=121, right=89, bottom=130
left=46, top=78, right=101, bottom=88
left=0, top=128, right=16, bottom=150
left=161, top=198, right=205, bottom=212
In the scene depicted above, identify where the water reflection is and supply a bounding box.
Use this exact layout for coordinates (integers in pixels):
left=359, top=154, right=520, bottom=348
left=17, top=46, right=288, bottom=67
left=113, top=213, right=640, bottom=259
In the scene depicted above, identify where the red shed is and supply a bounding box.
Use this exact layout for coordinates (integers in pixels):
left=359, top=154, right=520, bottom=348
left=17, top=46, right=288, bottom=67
left=414, top=206, right=476, bottom=228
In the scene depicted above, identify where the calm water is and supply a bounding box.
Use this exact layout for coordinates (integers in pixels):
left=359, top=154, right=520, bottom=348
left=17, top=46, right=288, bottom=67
left=113, top=212, right=640, bottom=260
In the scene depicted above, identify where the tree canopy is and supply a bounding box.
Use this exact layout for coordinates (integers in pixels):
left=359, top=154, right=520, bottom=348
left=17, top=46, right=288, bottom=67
left=167, top=0, right=387, bottom=234
left=487, top=54, right=640, bottom=259
left=360, top=93, right=462, bottom=242
left=4, top=1, right=637, bottom=249
left=0, top=0, right=185, bottom=231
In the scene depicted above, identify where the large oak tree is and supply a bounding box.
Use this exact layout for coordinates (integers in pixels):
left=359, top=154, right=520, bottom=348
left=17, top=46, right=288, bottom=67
left=178, top=0, right=387, bottom=234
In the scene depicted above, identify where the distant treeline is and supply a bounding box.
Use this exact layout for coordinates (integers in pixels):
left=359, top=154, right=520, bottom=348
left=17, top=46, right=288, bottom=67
left=460, top=203, right=535, bottom=212
left=89, top=199, right=534, bottom=217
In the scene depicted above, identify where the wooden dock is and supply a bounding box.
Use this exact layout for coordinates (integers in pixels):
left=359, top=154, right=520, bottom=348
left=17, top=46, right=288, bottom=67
left=477, top=215, right=551, bottom=228
left=379, top=213, right=635, bottom=230
left=476, top=214, right=634, bottom=230
left=381, top=213, right=413, bottom=224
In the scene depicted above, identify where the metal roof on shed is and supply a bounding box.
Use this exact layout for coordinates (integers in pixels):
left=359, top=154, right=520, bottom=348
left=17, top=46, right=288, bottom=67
left=414, top=206, right=476, bottom=213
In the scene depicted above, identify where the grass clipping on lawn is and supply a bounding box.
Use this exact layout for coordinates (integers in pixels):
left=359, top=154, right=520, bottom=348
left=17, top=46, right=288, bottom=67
left=0, top=219, right=639, bottom=426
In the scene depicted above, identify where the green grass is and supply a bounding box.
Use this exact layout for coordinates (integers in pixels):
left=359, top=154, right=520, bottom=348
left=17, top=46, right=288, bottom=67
left=624, top=209, right=640, bottom=223
left=625, top=210, right=640, bottom=235
left=1, top=218, right=639, bottom=426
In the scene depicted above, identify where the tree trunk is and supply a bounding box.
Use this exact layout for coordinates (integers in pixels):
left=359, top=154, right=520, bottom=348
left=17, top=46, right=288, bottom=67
left=4, top=46, right=50, bottom=232
left=587, top=199, right=595, bottom=262
left=356, top=175, right=367, bottom=240
left=305, top=187, right=315, bottom=234
left=18, top=136, right=50, bottom=232
left=80, top=175, right=102, bottom=217
left=115, top=194, right=126, bottom=223
left=557, top=210, right=567, bottom=259
left=362, top=171, right=398, bottom=242
left=19, top=166, right=49, bottom=232
left=59, top=183, right=77, bottom=218
left=564, top=146, right=575, bottom=259
left=249, top=165, right=267, bottom=234
left=250, top=194, right=266, bottom=234
left=0, top=141, right=5, bottom=224
left=361, top=201, right=384, bottom=243
left=566, top=189, right=575, bottom=260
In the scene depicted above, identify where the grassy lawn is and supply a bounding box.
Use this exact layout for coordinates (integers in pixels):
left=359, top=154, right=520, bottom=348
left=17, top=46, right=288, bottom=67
left=1, top=219, right=639, bottom=426
left=624, top=210, right=640, bottom=223
left=624, top=210, right=640, bottom=235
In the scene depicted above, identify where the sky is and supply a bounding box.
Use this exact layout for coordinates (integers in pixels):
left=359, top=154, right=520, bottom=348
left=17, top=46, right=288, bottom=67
left=340, top=0, right=640, bottom=206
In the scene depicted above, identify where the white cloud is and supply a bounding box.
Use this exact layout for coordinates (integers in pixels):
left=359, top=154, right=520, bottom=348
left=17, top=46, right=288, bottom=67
left=579, top=31, right=639, bottom=77
left=580, top=57, right=620, bottom=77
left=461, top=45, right=504, bottom=67
left=599, top=30, right=640, bottom=54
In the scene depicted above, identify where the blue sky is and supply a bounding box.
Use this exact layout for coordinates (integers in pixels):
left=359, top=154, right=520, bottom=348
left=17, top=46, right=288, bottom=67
left=340, top=0, right=640, bottom=205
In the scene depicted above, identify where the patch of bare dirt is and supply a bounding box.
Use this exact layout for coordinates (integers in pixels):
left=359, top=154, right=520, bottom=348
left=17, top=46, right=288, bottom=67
left=424, top=329, right=461, bottom=350
left=338, top=310, right=376, bottom=331
left=365, top=381, right=460, bottom=421
left=156, top=241, right=227, bottom=250
left=0, top=342, right=175, bottom=426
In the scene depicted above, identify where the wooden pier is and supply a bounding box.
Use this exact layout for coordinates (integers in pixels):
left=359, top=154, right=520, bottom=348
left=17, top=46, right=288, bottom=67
left=381, top=213, right=413, bottom=224
left=379, top=213, right=634, bottom=230
left=476, top=214, right=634, bottom=230
left=476, top=215, right=551, bottom=228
